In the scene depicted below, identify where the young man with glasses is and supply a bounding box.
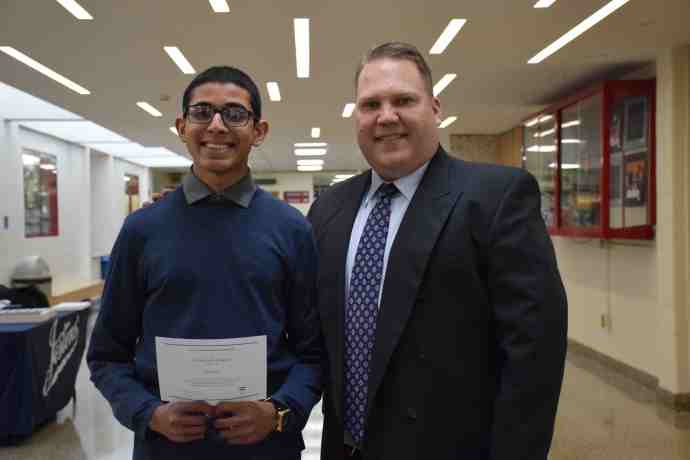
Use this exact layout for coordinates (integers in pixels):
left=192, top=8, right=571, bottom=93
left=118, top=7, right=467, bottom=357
left=88, top=66, right=323, bottom=460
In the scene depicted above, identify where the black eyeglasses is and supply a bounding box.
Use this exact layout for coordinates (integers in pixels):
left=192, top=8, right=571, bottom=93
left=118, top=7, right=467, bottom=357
left=185, top=103, right=256, bottom=128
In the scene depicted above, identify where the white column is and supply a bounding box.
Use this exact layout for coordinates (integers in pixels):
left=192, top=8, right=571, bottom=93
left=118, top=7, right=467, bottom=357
left=655, top=45, right=690, bottom=394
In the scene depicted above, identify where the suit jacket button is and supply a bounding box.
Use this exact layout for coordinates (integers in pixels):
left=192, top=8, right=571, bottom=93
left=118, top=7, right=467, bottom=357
left=406, top=408, right=417, bottom=421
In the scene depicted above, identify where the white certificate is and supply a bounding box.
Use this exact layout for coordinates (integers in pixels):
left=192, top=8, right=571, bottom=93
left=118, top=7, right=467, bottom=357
left=155, top=335, right=267, bottom=404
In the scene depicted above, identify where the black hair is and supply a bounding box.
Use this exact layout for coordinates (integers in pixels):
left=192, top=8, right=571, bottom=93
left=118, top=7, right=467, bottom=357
left=182, top=66, right=262, bottom=119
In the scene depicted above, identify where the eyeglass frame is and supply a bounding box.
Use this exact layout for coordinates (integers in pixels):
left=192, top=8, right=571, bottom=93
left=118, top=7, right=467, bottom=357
left=184, top=102, right=258, bottom=128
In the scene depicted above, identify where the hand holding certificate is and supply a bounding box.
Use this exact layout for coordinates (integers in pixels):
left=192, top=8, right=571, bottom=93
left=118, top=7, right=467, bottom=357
left=155, top=335, right=267, bottom=404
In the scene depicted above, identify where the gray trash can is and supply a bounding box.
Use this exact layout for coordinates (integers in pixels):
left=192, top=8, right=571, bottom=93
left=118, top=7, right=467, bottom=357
left=11, top=256, right=53, bottom=299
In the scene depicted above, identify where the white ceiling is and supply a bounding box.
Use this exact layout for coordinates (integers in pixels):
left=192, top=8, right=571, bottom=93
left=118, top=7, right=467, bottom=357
left=1, top=0, right=689, bottom=172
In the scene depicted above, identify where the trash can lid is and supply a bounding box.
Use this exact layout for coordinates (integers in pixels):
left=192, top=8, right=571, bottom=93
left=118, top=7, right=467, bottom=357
left=11, top=256, right=51, bottom=280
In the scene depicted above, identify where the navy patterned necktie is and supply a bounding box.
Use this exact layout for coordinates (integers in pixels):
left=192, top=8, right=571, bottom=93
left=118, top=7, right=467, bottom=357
left=345, top=183, right=398, bottom=444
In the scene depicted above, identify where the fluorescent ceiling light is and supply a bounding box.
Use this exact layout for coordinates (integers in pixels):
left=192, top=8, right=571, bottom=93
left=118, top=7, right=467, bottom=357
left=169, top=126, right=178, bottom=135
left=295, top=148, right=327, bottom=156
left=525, top=118, right=540, bottom=127
left=430, top=19, right=467, bottom=55
left=56, top=0, right=93, bottom=20
left=335, top=174, right=355, bottom=179
left=342, top=103, right=355, bottom=118
left=298, top=165, right=323, bottom=172
left=534, top=128, right=556, bottom=138
left=130, top=156, right=193, bottom=168
left=294, top=18, right=310, bottom=78
left=534, top=0, right=558, bottom=8
left=561, top=139, right=582, bottom=144
left=208, top=0, right=230, bottom=13
left=433, top=73, right=457, bottom=97
left=294, top=142, right=327, bottom=148
left=163, top=47, right=195, bottom=74
left=539, top=115, right=554, bottom=122
left=137, top=102, right=163, bottom=117
left=297, top=159, right=324, bottom=166
left=0, top=47, right=90, bottom=95
left=311, top=127, right=320, bottom=138
left=266, top=82, right=281, bottom=101
left=39, top=164, right=56, bottom=171
left=439, top=116, right=458, bottom=129
left=550, top=162, right=580, bottom=169
left=528, top=0, right=630, bottom=64
left=22, top=154, right=40, bottom=166
left=527, top=145, right=557, bottom=153
left=561, top=120, right=581, bottom=128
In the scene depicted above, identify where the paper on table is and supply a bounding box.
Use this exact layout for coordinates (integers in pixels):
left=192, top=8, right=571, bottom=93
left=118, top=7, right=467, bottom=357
left=155, top=335, right=267, bottom=404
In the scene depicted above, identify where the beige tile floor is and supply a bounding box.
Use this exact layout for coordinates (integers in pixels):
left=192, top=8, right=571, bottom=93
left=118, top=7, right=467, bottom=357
left=3, top=315, right=690, bottom=459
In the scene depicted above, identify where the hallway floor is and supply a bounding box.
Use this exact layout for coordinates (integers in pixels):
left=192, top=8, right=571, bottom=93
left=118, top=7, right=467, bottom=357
left=3, top=316, right=689, bottom=459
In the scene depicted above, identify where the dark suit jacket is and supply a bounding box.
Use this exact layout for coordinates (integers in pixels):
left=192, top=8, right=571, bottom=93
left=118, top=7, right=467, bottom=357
left=307, top=148, right=567, bottom=460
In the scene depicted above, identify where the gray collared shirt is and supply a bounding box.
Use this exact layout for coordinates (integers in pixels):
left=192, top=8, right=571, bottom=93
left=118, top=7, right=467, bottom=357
left=181, top=167, right=257, bottom=208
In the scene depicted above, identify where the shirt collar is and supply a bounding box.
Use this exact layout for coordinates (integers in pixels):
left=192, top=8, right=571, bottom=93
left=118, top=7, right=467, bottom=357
left=364, top=160, right=430, bottom=208
left=182, top=167, right=257, bottom=208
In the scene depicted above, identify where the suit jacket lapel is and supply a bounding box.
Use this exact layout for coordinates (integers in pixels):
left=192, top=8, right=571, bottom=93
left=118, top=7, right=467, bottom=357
left=366, top=148, right=465, bottom=415
left=320, top=172, right=371, bottom=421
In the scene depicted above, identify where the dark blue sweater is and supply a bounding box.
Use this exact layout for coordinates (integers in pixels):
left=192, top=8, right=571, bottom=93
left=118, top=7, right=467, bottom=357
left=88, top=187, right=322, bottom=460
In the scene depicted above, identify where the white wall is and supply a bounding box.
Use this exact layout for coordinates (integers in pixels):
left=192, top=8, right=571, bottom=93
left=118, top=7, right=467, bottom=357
left=556, top=238, right=658, bottom=376
left=0, top=123, right=92, bottom=295
left=254, top=172, right=315, bottom=215
left=0, top=122, right=152, bottom=295
left=558, top=47, right=690, bottom=395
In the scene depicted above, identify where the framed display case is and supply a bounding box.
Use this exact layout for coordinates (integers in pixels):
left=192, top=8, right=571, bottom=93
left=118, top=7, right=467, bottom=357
left=23, top=149, right=59, bottom=238
left=522, top=80, right=656, bottom=240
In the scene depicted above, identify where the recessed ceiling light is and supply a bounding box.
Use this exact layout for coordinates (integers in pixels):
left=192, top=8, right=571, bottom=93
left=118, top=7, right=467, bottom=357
left=55, top=0, right=93, bottom=20
left=528, top=0, right=630, bottom=64
left=163, top=47, right=195, bottom=74
left=0, top=47, right=90, bottom=95
left=208, top=0, right=230, bottom=13
left=267, top=82, right=281, bottom=101
left=297, top=165, right=323, bottom=172
left=342, top=103, right=355, bottom=118
left=534, top=0, right=558, bottom=8
left=295, top=148, right=327, bottom=156
left=439, top=116, right=458, bottom=129
left=294, top=18, right=310, bottom=78
left=297, top=159, right=324, bottom=166
left=137, top=102, right=163, bottom=117
left=294, top=142, right=327, bottom=148
left=430, top=19, right=467, bottom=55
left=433, top=73, right=457, bottom=97
left=169, top=126, right=178, bottom=135
left=311, top=127, right=320, bottom=138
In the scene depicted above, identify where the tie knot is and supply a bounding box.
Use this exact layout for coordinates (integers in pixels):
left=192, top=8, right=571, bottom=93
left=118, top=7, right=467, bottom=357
left=377, top=183, right=398, bottom=199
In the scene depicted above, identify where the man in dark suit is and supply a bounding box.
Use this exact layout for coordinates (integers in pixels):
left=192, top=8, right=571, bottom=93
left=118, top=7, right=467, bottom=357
left=307, top=42, right=567, bottom=460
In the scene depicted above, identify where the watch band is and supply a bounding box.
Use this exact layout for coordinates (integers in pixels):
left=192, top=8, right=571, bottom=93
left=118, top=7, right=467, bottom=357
left=263, top=397, right=291, bottom=432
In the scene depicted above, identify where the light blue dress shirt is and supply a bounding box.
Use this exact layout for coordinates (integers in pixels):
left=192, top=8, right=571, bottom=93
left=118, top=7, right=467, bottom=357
left=345, top=161, right=430, bottom=308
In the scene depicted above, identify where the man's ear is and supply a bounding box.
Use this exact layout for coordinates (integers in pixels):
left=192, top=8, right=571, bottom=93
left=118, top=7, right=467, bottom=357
left=174, top=117, right=186, bottom=141
left=432, top=96, right=442, bottom=125
left=252, top=119, right=269, bottom=146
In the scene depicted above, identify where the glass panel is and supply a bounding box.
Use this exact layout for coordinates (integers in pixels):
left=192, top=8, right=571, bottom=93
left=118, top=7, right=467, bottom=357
left=23, top=149, right=58, bottom=237
left=523, top=114, right=557, bottom=227
left=560, top=95, right=602, bottom=228
left=616, top=95, right=650, bottom=227
left=124, top=174, right=140, bottom=215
